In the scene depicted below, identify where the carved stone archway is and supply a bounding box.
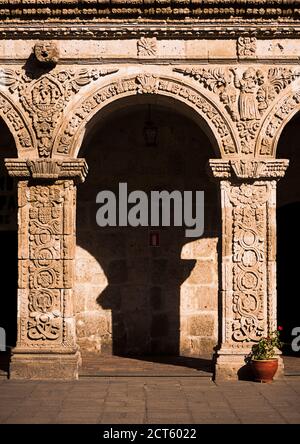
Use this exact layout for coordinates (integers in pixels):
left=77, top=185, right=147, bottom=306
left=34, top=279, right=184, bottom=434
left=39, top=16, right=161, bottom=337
left=0, top=90, right=37, bottom=158
left=256, top=85, right=300, bottom=158
left=52, top=72, right=239, bottom=159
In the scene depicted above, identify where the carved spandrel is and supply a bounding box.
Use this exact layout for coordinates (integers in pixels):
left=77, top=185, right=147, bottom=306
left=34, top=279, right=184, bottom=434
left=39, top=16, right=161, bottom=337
left=174, top=66, right=298, bottom=154
left=0, top=67, right=118, bottom=157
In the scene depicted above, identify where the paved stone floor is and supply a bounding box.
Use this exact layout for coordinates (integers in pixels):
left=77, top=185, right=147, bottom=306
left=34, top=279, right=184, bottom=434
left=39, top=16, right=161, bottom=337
left=0, top=376, right=300, bottom=424
left=0, top=354, right=300, bottom=424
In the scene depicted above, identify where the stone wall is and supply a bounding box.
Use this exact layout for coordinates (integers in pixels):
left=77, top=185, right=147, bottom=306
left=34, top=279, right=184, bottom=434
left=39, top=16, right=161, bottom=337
left=75, top=104, right=220, bottom=356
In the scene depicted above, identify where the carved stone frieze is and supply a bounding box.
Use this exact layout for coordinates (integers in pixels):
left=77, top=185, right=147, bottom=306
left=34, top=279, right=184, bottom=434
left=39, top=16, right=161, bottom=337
left=0, top=1, right=299, bottom=23
left=174, top=66, right=298, bottom=155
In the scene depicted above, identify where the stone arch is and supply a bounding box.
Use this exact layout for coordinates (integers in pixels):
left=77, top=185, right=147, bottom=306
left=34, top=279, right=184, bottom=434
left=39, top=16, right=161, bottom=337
left=255, top=86, right=300, bottom=158
left=52, top=72, right=238, bottom=159
left=0, top=90, right=37, bottom=158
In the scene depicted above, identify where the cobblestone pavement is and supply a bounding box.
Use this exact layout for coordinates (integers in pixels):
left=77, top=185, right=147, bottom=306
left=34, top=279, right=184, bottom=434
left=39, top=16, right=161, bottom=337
left=0, top=376, right=300, bottom=424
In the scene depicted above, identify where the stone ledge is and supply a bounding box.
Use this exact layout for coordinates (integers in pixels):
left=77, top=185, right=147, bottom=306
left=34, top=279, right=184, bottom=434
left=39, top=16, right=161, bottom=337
left=209, top=158, right=289, bottom=180
left=5, top=158, right=88, bottom=183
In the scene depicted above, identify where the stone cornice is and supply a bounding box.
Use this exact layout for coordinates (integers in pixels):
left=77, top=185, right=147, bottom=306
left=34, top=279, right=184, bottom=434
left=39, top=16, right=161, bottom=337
left=209, top=159, right=289, bottom=180
left=0, top=0, right=300, bottom=22
left=5, top=158, right=88, bottom=183
left=2, top=22, right=300, bottom=40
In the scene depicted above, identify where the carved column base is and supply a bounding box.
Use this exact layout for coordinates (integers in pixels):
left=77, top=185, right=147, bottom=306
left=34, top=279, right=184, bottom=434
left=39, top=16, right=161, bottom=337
left=9, top=350, right=81, bottom=380
left=214, top=349, right=284, bottom=382
left=214, top=349, right=251, bottom=381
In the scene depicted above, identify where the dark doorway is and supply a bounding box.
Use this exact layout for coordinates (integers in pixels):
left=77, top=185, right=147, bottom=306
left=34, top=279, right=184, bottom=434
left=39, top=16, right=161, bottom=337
left=277, top=202, right=300, bottom=355
left=277, top=111, right=300, bottom=356
left=0, top=230, right=18, bottom=348
left=0, top=117, right=18, bottom=374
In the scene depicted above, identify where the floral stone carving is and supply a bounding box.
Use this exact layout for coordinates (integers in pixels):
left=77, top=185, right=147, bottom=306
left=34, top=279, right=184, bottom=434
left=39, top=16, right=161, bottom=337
left=137, top=37, right=157, bottom=57
left=237, top=36, right=257, bottom=58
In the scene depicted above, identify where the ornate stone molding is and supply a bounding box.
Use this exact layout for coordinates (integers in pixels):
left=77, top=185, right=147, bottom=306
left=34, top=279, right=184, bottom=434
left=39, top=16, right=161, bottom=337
left=174, top=66, right=299, bottom=155
left=53, top=73, right=237, bottom=158
left=257, top=88, right=300, bottom=157
left=1, top=24, right=300, bottom=40
left=0, top=67, right=118, bottom=158
left=5, top=159, right=88, bottom=183
left=0, top=1, right=299, bottom=22
left=0, top=89, right=36, bottom=156
left=209, top=159, right=289, bottom=180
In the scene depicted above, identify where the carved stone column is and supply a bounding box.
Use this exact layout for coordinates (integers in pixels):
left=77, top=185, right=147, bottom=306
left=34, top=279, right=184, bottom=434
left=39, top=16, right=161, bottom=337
left=5, top=158, right=88, bottom=380
left=209, top=159, right=289, bottom=380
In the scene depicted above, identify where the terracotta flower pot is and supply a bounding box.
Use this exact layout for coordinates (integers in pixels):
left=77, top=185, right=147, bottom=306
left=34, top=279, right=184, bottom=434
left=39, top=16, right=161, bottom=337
left=251, top=359, right=278, bottom=383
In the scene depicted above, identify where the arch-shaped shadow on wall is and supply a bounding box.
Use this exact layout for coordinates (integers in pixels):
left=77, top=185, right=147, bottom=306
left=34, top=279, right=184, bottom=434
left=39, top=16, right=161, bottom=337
left=0, top=117, right=18, bottom=375
left=277, top=202, right=300, bottom=356
left=76, top=98, right=221, bottom=373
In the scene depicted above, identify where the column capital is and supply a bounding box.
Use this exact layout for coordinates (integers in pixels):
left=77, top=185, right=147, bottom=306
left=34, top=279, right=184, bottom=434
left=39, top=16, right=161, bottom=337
left=5, top=158, right=88, bottom=183
left=209, top=158, right=289, bottom=180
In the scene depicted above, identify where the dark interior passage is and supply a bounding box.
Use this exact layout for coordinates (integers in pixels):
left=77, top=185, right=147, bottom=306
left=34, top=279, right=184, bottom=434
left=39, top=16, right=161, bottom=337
left=0, top=117, right=18, bottom=358
left=277, top=111, right=300, bottom=355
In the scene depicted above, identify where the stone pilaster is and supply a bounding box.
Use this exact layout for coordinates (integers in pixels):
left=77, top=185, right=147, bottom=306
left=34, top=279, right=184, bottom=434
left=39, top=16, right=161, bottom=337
left=209, top=159, right=289, bottom=381
left=5, top=158, right=88, bottom=380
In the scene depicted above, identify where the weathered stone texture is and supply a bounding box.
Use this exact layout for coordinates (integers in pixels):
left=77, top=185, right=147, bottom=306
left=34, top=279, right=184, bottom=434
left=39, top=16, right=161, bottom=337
left=1, top=16, right=299, bottom=380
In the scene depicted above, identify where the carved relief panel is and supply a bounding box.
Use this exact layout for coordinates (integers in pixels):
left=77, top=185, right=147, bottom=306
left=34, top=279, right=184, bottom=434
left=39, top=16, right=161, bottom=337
left=224, top=181, right=269, bottom=344
left=210, top=159, right=288, bottom=349
left=17, top=180, right=76, bottom=350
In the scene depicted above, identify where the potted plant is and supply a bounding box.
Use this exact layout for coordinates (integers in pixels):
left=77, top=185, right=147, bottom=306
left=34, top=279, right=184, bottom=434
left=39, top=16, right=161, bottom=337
left=249, top=328, right=283, bottom=383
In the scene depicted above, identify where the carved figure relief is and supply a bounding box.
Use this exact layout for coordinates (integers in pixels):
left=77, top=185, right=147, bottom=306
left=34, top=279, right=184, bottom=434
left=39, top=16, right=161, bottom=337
left=174, top=66, right=297, bottom=154
left=231, top=68, right=261, bottom=121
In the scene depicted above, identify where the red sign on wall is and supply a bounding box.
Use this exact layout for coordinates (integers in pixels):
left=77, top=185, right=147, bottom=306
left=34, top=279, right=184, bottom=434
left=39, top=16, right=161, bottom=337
left=149, top=231, right=160, bottom=247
